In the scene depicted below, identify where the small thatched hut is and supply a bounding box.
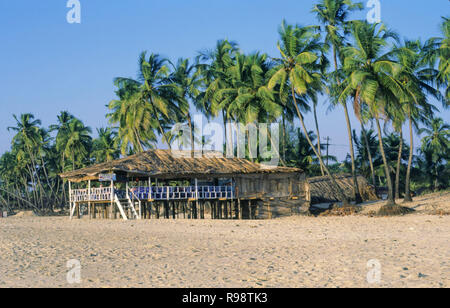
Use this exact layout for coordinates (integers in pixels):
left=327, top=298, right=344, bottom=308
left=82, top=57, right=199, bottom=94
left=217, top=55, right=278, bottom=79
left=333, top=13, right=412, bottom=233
left=307, top=174, right=378, bottom=205
left=60, top=150, right=309, bottom=220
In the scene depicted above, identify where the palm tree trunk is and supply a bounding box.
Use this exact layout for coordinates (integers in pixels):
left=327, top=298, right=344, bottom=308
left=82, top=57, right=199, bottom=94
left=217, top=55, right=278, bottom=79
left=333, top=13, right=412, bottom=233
left=291, top=86, right=350, bottom=206
left=434, top=167, right=439, bottom=192
left=223, top=110, right=232, bottom=157
left=282, top=114, right=286, bottom=162
left=313, top=103, right=325, bottom=176
left=187, top=114, right=195, bottom=158
left=267, top=127, right=286, bottom=167
left=375, top=117, right=395, bottom=205
left=360, top=121, right=377, bottom=187
left=395, top=128, right=403, bottom=200
left=404, top=116, right=414, bottom=202
left=133, top=129, right=145, bottom=152
left=343, top=100, right=362, bottom=204
left=149, top=98, right=172, bottom=150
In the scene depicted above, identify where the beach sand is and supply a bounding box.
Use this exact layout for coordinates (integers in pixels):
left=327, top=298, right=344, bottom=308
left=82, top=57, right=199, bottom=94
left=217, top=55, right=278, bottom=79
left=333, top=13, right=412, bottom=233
left=0, top=192, right=449, bottom=288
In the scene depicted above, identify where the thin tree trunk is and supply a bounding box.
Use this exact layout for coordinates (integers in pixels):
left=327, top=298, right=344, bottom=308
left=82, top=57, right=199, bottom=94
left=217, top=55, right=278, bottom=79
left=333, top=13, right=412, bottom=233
left=267, top=127, right=286, bottom=167
left=360, top=121, right=377, bottom=187
left=395, top=128, right=403, bottom=200
left=133, top=129, right=145, bottom=152
left=223, top=110, right=232, bottom=157
left=291, top=85, right=350, bottom=206
left=187, top=113, right=195, bottom=158
left=404, top=115, right=414, bottom=202
left=434, top=168, right=439, bottom=192
left=149, top=98, right=172, bottom=150
left=282, top=114, right=286, bottom=163
left=343, top=100, right=362, bottom=204
left=313, top=103, right=325, bottom=176
left=375, top=117, right=395, bottom=205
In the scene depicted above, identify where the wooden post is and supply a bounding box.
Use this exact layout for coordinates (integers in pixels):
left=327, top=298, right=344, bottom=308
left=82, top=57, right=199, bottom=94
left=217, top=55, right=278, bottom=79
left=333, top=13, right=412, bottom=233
left=149, top=177, right=152, bottom=200
left=88, top=180, right=91, bottom=219
left=69, top=181, right=73, bottom=220
left=238, top=199, right=242, bottom=220
left=110, top=180, right=114, bottom=220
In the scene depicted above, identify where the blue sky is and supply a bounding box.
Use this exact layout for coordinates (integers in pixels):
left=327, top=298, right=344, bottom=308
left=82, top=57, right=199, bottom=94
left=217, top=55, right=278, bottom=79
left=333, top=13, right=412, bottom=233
left=0, top=0, right=448, bottom=160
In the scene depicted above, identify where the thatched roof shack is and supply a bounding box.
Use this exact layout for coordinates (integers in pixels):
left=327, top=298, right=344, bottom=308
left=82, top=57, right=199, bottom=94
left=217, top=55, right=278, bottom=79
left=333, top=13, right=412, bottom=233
left=60, top=150, right=302, bottom=182
left=307, top=174, right=378, bottom=205
left=61, top=150, right=310, bottom=220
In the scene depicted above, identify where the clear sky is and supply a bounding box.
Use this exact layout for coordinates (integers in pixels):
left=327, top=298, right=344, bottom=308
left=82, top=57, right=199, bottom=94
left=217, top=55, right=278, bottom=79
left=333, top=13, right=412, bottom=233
left=0, top=0, right=449, bottom=160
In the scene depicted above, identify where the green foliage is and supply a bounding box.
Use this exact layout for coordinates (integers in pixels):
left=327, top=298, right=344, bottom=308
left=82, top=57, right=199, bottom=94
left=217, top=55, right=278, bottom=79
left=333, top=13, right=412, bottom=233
left=1, top=3, right=449, bottom=212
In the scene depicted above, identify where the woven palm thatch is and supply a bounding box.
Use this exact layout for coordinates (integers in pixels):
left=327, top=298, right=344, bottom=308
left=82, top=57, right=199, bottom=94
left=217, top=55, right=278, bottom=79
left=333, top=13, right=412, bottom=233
left=60, top=150, right=302, bottom=182
left=308, top=174, right=378, bottom=204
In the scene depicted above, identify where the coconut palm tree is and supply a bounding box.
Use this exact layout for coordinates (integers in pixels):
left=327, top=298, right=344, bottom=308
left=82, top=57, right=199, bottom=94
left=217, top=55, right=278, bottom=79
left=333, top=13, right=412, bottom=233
left=112, top=52, right=179, bottom=151
left=170, top=58, right=203, bottom=157
left=353, top=127, right=379, bottom=184
left=197, top=40, right=239, bottom=156
left=107, top=77, right=158, bottom=154
left=390, top=39, right=440, bottom=202
left=425, top=18, right=449, bottom=105
left=419, top=118, right=450, bottom=190
left=269, top=21, right=350, bottom=205
left=417, top=142, right=449, bottom=192
left=212, top=51, right=284, bottom=162
left=8, top=114, right=50, bottom=209
left=92, top=127, right=120, bottom=163
left=438, top=17, right=450, bottom=104
left=313, top=0, right=363, bottom=192
left=50, top=111, right=75, bottom=173
left=339, top=21, right=406, bottom=210
left=62, top=119, right=92, bottom=171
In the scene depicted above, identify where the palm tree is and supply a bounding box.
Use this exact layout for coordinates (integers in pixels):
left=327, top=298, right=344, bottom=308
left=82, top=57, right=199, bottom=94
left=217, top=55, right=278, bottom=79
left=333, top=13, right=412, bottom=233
left=312, top=0, right=363, bottom=75
left=438, top=17, right=450, bottom=104
left=170, top=58, right=203, bottom=157
left=391, top=39, right=440, bottom=202
left=112, top=52, right=179, bottom=151
left=313, top=0, right=363, bottom=203
left=340, top=21, right=405, bottom=209
left=197, top=40, right=239, bottom=156
left=107, top=77, right=158, bottom=154
left=285, top=125, right=322, bottom=175
left=50, top=111, right=75, bottom=173
left=269, top=21, right=350, bottom=205
left=312, top=0, right=363, bottom=204
left=419, top=117, right=450, bottom=190
left=8, top=114, right=49, bottom=209
left=353, top=127, right=379, bottom=184
left=212, top=51, right=284, bottom=163
left=417, top=143, right=449, bottom=192
left=63, top=119, right=92, bottom=170
left=92, top=127, right=120, bottom=163
left=425, top=17, right=449, bottom=105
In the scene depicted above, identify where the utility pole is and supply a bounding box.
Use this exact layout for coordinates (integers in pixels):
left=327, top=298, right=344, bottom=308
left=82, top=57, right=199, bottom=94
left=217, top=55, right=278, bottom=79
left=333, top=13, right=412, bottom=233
left=324, top=137, right=330, bottom=168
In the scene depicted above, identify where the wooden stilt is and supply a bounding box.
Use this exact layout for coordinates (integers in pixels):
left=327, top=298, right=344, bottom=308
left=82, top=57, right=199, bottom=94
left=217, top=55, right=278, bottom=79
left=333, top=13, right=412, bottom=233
left=238, top=199, right=242, bottom=220
left=88, top=180, right=91, bottom=219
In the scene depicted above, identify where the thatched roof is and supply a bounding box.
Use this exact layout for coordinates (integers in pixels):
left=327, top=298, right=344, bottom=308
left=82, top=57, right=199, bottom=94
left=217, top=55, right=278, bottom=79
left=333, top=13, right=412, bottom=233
left=308, top=174, right=378, bottom=204
left=60, top=150, right=302, bottom=182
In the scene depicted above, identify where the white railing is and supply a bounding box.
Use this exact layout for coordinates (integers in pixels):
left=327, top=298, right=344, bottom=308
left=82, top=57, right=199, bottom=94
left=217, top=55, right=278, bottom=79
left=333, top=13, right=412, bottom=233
left=70, top=187, right=113, bottom=202
left=71, top=186, right=235, bottom=203
left=129, top=186, right=235, bottom=200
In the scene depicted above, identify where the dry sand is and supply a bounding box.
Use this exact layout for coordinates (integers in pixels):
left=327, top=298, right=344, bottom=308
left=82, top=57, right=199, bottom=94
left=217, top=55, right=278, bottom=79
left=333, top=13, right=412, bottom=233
left=0, top=192, right=449, bottom=288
